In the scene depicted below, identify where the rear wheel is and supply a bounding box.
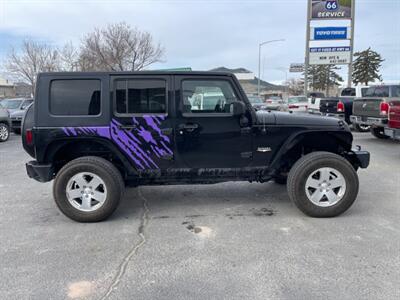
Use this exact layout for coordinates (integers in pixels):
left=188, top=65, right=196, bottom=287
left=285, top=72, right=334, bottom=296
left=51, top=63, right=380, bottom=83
left=370, top=126, right=389, bottom=139
left=53, top=156, right=124, bottom=222
left=0, top=123, right=10, bottom=142
left=353, top=123, right=370, bottom=132
left=287, top=152, right=359, bottom=218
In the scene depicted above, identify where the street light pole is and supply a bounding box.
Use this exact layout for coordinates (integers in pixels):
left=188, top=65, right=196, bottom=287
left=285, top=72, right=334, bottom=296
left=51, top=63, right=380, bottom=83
left=257, top=39, right=285, bottom=95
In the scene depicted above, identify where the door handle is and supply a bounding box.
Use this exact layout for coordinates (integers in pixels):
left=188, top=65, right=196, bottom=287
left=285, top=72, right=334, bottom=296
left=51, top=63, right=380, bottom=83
left=178, top=123, right=199, bottom=132
left=118, top=124, right=137, bottom=130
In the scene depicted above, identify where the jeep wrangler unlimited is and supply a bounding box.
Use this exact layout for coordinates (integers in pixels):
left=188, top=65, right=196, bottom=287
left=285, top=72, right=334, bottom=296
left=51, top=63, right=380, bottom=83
left=23, top=71, right=370, bottom=222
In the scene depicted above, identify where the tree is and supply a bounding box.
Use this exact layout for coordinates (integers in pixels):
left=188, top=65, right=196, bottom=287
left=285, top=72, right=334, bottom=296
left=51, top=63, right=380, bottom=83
left=58, top=41, right=80, bottom=71
left=5, top=40, right=60, bottom=95
left=352, top=48, right=384, bottom=86
left=304, top=65, right=343, bottom=95
left=79, top=22, right=164, bottom=71
left=285, top=78, right=304, bottom=96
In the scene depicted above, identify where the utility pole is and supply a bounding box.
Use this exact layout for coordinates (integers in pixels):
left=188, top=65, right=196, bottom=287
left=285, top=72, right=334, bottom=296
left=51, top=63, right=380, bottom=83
left=257, top=39, right=285, bottom=95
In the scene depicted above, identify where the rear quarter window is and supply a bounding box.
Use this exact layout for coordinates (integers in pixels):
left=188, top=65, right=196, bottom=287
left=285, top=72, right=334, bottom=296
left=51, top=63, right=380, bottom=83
left=50, top=79, right=101, bottom=115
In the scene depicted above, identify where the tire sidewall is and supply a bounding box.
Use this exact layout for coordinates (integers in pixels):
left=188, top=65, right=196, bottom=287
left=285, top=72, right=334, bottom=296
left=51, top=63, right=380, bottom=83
left=290, top=155, right=359, bottom=217
left=0, top=123, right=9, bottom=142
left=54, top=161, right=121, bottom=222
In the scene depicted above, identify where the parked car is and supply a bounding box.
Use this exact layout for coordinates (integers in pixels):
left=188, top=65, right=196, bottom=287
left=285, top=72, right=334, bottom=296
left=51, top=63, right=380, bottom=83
left=307, top=92, right=325, bottom=114
left=0, top=102, right=11, bottom=142
left=350, top=85, right=400, bottom=139
left=384, top=100, right=400, bottom=140
left=287, top=96, right=308, bottom=113
left=264, top=96, right=287, bottom=111
left=318, top=97, right=370, bottom=132
left=23, top=71, right=369, bottom=222
left=247, top=95, right=267, bottom=111
left=10, top=107, right=30, bottom=134
left=0, top=98, right=33, bottom=115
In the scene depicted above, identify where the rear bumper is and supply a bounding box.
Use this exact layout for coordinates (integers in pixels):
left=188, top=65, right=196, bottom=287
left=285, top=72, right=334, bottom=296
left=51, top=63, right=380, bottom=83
left=350, top=115, right=387, bottom=126
left=26, top=161, right=54, bottom=182
left=384, top=127, right=400, bottom=140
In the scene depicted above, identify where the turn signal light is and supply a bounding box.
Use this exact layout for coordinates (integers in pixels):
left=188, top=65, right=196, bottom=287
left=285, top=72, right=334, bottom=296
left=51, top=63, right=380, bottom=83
left=26, top=129, right=33, bottom=145
left=380, top=102, right=389, bottom=116
left=337, top=101, right=345, bottom=113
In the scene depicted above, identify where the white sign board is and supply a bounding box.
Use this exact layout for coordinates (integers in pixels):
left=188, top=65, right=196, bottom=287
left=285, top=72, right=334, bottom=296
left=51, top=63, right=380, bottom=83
left=289, top=63, right=305, bottom=73
left=309, top=46, right=351, bottom=65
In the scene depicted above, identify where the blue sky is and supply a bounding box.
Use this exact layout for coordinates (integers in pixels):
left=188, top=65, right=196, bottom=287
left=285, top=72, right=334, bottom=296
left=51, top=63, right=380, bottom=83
left=0, top=0, right=399, bottom=85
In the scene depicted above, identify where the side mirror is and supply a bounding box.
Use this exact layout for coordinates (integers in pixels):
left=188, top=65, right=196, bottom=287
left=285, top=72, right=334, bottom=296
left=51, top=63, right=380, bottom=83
left=231, top=101, right=246, bottom=116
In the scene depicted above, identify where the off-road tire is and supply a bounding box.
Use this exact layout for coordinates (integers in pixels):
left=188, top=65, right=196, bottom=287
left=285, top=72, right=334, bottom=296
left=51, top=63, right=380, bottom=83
left=53, top=156, right=125, bottom=222
left=353, top=124, right=370, bottom=133
left=0, top=123, right=10, bottom=142
left=370, top=126, right=390, bottom=139
left=287, top=151, right=359, bottom=218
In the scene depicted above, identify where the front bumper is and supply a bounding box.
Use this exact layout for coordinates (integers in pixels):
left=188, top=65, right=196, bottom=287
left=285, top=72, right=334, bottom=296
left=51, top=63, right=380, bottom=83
left=11, top=118, right=22, bottom=130
left=384, top=127, right=400, bottom=140
left=26, top=161, right=54, bottom=182
left=346, top=148, right=370, bottom=169
left=350, top=115, right=387, bottom=126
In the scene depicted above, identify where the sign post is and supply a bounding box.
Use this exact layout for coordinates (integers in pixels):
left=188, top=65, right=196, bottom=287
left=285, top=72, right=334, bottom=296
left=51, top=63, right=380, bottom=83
left=304, top=0, right=355, bottom=94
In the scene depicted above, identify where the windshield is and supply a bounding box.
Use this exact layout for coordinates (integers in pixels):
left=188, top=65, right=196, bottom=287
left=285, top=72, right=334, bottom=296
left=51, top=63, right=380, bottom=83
left=288, top=97, right=307, bottom=103
left=341, top=88, right=356, bottom=96
left=308, top=92, right=325, bottom=98
left=248, top=96, right=263, bottom=104
left=365, top=86, right=390, bottom=97
left=1, top=99, right=23, bottom=109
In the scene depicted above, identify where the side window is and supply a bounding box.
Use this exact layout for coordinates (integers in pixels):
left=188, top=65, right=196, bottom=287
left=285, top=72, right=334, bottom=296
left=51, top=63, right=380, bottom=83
left=182, top=80, right=238, bottom=115
left=391, top=86, right=400, bottom=97
left=21, top=100, right=33, bottom=110
left=50, top=80, right=101, bottom=115
left=115, top=79, right=167, bottom=114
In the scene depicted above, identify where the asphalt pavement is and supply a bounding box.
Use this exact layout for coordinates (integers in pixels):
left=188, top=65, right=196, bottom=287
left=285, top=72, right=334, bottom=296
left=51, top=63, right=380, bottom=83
left=1, top=132, right=399, bottom=299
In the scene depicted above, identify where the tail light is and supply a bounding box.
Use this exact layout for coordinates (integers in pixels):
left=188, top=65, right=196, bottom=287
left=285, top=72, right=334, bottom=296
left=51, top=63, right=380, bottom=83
left=337, top=101, right=345, bottom=113
left=266, top=100, right=272, bottom=103
left=288, top=105, right=299, bottom=109
left=25, top=129, right=33, bottom=145
left=380, top=102, right=389, bottom=116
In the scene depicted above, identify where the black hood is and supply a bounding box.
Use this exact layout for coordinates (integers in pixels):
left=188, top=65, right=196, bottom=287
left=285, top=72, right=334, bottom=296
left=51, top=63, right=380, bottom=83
left=255, top=111, right=346, bottom=127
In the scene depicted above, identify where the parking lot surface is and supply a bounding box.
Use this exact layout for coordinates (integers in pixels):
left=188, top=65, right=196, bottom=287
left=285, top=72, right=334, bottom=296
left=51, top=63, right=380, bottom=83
left=1, top=132, right=400, bottom=300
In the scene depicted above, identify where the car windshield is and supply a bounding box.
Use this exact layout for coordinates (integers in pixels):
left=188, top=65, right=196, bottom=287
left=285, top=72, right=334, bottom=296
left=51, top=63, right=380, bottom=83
left=365, top=86, right=390, bottom=97
left=1, top=99, right=23, bottom=109
left=288, top=97, right=307, bottom=103
left=248, top=96, right=263, bottom=104
left=308, top=92, right=325, bottom=98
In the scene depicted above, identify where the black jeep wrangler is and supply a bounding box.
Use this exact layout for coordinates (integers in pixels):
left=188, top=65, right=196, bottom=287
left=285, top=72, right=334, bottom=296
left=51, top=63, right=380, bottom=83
left=23, top=71, right=370, bottom=222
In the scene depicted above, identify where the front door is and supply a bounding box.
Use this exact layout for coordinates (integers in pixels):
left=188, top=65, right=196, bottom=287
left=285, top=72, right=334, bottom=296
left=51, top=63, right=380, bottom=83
left=174, top=76, right=252, bottom=170
left=110, top=75, right=175, bottom=172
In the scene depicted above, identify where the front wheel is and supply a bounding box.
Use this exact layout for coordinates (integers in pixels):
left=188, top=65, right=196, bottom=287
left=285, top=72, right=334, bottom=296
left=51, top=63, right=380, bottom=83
left=287, top=152, right=359, bottom=218
left=53, top=156, right=125, bottom=222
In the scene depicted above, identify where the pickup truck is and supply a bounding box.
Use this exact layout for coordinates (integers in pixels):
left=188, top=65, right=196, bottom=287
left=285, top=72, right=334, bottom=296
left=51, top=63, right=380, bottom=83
left=307, top=92, right=325, bottom=114
left=319, top=97, right=370, bottom=132
left=350, top=85, right=400, bottom=139
left=22, top=71, right=369, bottom=222
left=384, top=100, right=400, bottom=140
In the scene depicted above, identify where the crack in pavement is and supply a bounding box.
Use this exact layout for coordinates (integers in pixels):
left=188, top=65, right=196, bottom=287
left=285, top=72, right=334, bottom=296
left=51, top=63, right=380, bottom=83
left=100, top=188, right=150, bottom=300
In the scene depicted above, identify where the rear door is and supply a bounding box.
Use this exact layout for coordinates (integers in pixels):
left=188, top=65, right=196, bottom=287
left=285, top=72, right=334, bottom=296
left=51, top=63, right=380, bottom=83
left=111, top=75, right=175, bottom=171
left=174, top=75, right=252, bottom=170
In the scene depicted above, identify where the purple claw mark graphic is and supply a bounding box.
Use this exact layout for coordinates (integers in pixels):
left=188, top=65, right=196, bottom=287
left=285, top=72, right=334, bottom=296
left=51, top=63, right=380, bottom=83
left=62, top=116, right=173, bottom=170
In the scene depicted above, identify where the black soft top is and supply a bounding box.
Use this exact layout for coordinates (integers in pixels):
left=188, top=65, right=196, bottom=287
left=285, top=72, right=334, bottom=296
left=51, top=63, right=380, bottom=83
left=38, top=71, right=235, bottom=77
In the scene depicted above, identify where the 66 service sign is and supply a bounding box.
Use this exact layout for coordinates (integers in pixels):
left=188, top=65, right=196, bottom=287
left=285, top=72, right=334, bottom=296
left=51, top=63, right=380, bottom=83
left=311, top=0, right=352, bottom=19
left=309, top=47, right=351, bottom=65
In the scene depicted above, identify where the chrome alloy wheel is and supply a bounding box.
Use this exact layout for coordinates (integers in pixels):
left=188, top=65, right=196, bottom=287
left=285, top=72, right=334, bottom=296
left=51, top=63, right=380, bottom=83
left=305, top=167, right=346, bottom=207
left=66, top=172, right=107, bottom=212
left=0, top=124, right=9, bottom=141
